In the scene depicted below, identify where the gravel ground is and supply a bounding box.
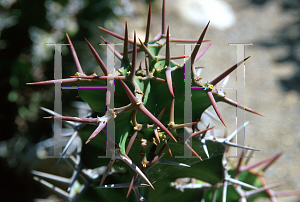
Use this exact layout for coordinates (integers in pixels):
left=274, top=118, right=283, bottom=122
left=122, top=0, right=300, bottom=201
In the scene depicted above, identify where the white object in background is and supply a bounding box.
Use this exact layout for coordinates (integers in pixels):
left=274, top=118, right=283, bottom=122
left=174, top=0, right=236, bottom=30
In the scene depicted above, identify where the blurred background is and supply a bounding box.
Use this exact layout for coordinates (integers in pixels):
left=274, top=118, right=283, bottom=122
left=0, top=0, right=299, bottom=201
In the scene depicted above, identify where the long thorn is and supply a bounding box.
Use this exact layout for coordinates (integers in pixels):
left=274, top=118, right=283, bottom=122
left=203, top=110, right=223, bottom=124
left=154, top=129, right=160, bottom=144
left=170, top=38, right=212, bottom=43
left=194, top=42, right=213, bottom=62
left=145, top=56, right=150, bottom=75
left=85, top=38, right=108, bottom=76
left=118, top=79, right=138, bottom=104
left=58, top=131, right=78, bottom=164
left=221, top=75, right=230, bottom=92
left=165, top=26, right=170, bottom=67
left=201, top=139, right=209, bottom=158
left=66, top=33, right=83, bottom=74
left=274, top=190, right=300, bottom=197
left=189, top=127, right=215, bottom=139
left=158, top=104, right=168, bottom=120
left=191, top=21, right=210, bottom=65
left=224, top=141, right=259, bottom=151
left=40, top=107, right=78, bottom=129
left=261, top=152, right=282, bottom=172
left=158, top=55, right=187, bottom=61
left=246, top=182, right=285, bottom=198
left=222, top=180, right=228, bottom=202
left=165, top=68, right=174, bottom=97
left=123, top=22, right=129, bottom=63
left=120, top=154, right=154, bottom=190
left=209, top=56, right=250, bottom=86
left=71, top=75, right=125, bottom=80
left=101, top=36, right=123, bottom=60
left=240, top=152, right=282, bottom=173
left=211, top=187, right=217, bottom=202
left=32, top=170, right=71, bottom=184
left=222, top=96, right=264, bottom=116
left=126, top=173, right=138, bottom=198
left=99, top=158, right=116, bottom=187
left=145, top=3, right=151, bottom=44
left=227, top=178, right=258, bottom=190
left=139, top=104, right=177, bottom=142
left=33, top=176, right=69, bottom=199
left=153, top=31, right=162, bottom=41
left=118, top=79, right=177, bottom=142
left=86, top=121, right=106, bottom=144
left=226, top=121, right=250, bottom=142
left=206, top=91, right=226, bottom=127
left=44, top=116, right=98, bottom=125
left=99, top=26, right=135, bottom=44
left=164, top=29, right=174, bottom=97
left=172, top=121, right=200, bottom=130
left=125, top=131, right=138, bottom=155
left=184, top=142, right=203, bottom=161
left=164, top=139, right=173, bottom=157
left=27, top=78, right=79, bottom=85
left=138, top=38, right=154, bottom=59
left=130, top=31, right=137, bottom=79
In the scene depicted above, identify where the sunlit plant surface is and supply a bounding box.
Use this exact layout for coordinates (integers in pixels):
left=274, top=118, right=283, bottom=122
left=28, top=1, right=300, bottom=201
